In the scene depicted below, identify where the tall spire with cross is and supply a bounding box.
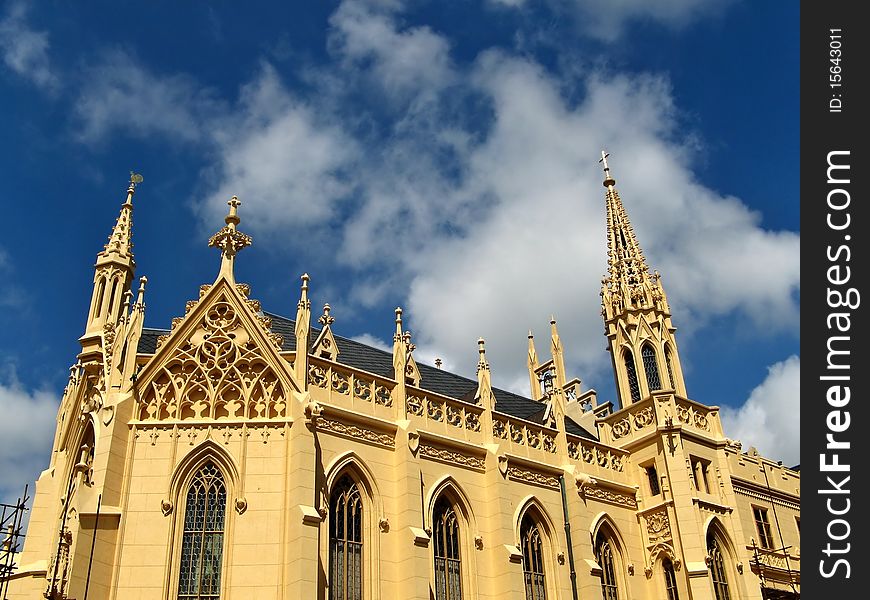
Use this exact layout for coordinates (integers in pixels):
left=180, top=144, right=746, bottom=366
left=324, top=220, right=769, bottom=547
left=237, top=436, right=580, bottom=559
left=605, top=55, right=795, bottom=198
left=597, top=151, right=686, bottom=407
left=208, top=196, right=252, bottom=284
left=599, top=151, right=668, bottom=316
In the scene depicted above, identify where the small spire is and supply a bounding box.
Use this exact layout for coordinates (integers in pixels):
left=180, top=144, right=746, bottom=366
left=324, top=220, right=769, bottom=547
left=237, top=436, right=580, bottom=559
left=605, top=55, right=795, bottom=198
left=208, top=196, right=252, bottom=282
left=394, top=307, right=403, bottom=341
left=103, top=173, right=140, bottom=258
left=435, top=358, right=442, bottom=369
left=298, top=273, right=310, bottom=307
left=599, top=150, right=616, bottom=187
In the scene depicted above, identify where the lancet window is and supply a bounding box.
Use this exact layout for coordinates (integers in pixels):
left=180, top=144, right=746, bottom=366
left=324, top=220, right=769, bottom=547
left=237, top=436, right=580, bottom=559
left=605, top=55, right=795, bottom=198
left=433, top=497, right=463, bottom=600
left=624, top=350, right=641, bottom=403
left=520, top=515, right=547, bottom=600
left=641, top=343, right=662, bottom=392
left=707, top=532, right=731, bottom=600
left=178, top=462, right=226, bottom=600
left=329, top=475, right=363, bottom=600
left=595, top=530, right=621, bottom=600
left=663, top=558, right=679, bottom=600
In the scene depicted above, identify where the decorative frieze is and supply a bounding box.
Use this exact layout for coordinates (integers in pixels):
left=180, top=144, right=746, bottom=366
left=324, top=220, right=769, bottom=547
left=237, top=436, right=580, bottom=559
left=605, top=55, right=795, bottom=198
left=582, top=485, right=637, bottom=509
left=506, top=466, right=560, bottom=490
left=419, top=444, right=485, bottom=471
left=318, top=418, right=395, bottom=448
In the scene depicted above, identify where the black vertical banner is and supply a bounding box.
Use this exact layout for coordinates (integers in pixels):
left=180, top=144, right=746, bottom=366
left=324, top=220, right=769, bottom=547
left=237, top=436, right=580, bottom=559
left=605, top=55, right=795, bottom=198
left=801, top=2, right=868, bottom=597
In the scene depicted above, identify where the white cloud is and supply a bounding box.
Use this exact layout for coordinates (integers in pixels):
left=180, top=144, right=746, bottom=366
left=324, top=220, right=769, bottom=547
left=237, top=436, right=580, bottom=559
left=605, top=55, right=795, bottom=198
left=0, top=369, right=58, bottom=502
left=720, top=355, right=800, bottom=466
left=0, top=1, right=58, bottom=90
left=195, top=65, right=358, bottom=233
left=74, top=51, right=215, bottom=144
left=490, top=0, right=734, bottom=42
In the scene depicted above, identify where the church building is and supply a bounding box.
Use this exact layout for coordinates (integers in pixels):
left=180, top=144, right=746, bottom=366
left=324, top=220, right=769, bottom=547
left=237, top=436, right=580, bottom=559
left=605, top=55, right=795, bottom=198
left=2, top=156, right=800, bottom=599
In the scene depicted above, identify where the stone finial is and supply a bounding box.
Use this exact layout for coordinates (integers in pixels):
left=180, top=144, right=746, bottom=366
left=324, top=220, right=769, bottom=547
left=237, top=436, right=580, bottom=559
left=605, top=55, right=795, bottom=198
left=318, top=303, right=335, bottom=327
left=208, top=196, right=252, bottom=282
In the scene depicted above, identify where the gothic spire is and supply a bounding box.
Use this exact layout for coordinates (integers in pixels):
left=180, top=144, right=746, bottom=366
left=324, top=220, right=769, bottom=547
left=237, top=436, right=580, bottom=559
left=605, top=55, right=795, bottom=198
left=100, top=173, right=140, bottom=260
left=599, top=151, right=669, bottom=319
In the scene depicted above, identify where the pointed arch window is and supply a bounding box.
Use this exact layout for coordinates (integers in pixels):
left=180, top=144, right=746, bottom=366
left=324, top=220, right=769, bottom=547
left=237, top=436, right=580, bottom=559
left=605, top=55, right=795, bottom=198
left=664, top=345, right=676, bottom=390
left=641, top=344, right=662, bottom=392
left=623, top=350, right=641, bottom=404
left=329, top=475, right=363, bottom=600
left=178, top=462, right=226, bottom=600
left=707, top=533, right=731, bottom=600
left=521, top=515, right=547, bottom=600
left=433, top=497, right=463, bottom=600
left=595, top=530, right=620, bottom=600
left=663, top=558, right=679, bottom=600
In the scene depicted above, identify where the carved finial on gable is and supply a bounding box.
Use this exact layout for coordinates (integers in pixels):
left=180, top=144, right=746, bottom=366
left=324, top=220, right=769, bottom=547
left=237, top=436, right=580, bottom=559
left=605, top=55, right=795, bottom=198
left=208, top=196, right=252, bottom=284
left=318, top=303, right=335, bottom=327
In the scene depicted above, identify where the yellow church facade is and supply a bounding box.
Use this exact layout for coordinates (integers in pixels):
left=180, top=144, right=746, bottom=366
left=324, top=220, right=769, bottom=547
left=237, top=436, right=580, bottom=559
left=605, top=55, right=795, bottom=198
left=3, top=158, right=799, bottom=600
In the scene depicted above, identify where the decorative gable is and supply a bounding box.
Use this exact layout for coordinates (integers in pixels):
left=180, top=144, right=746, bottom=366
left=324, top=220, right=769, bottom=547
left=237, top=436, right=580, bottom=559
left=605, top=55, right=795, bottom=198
left=136, top=280, right=296, bottom=421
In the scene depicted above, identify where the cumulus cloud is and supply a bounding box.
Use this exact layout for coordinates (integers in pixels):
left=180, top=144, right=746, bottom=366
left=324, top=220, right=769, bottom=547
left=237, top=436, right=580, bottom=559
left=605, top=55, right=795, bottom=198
left=194, top=65, right=358, bottom=233
left=720, top=355, right=800, bottom=466
left=0, top=1, right=58, bottom=90
left=74, top=50, right=218, bottom=144
left=0, top=369, right=58, bottom=502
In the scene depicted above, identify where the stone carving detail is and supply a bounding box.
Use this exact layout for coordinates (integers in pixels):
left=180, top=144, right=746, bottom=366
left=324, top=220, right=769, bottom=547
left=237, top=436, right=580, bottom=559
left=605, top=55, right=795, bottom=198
left=318, top=418, right=395, bottom=448
left=407, top=395, right=424, bottom=416
left=542, top=433, right=557, bottom=453
left=446, top=404, right=462, bottom=427
left=510, top=423, right=524, bottom=443
left=582, top=486, right=637, bottom=508
left=644, top=508, right=671, bottom=542
left=612, top=418, right=631, bottom=439
left=374, top=385, right=392, bottom=407
left=493, top=419, right=508, bottom=439
left=309, top=365, right=328, bottom=388
left=427, top=400, right=444, bottom=421
left=632, top=407, right=654, bottom=428
left=567, top=441, right=579, bottom=460
left=140, top=298, right=287, bottom=421
left=331, top=371, right=350, bottom=394
left=465, top=411, right=481, bottom=432
left=353, top=377, right=373, bottom=402
left=419, top=444, right=485, bottom=470
left=506, top=466, right=560, bottom=490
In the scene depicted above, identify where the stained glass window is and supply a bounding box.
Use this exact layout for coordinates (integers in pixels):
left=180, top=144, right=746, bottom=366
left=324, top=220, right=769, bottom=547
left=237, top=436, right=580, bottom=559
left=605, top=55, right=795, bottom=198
left=434, top=497, right=462, bottom=600
left=642, top=344, right=662, bottom=392
left=595, top=531, right=620, bottom=600
left=521, top=516, right=547, bottom=600
left=329, top=475, right=363, bottom=600
left=707, top=533, right=731, bottom=600
left=178, top=462, right=226, bottom=600
left=624, top=351, right=641, bottom=404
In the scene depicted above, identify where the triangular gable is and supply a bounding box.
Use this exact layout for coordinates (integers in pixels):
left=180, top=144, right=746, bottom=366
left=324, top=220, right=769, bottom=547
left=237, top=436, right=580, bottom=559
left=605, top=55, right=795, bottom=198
left=135, top=278, right=299, bottom=421
left=405, top=352, right=421, bottom=387
left=311, top=326, right=340, bottom=361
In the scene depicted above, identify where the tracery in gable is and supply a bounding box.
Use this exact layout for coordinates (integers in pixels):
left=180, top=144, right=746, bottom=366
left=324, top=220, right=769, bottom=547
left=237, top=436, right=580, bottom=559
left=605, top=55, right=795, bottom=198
left=138, top=289, right=290, bottom=422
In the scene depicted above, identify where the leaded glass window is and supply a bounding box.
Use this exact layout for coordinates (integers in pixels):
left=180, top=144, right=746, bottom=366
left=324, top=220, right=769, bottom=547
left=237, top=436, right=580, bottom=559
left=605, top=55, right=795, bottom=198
left=707, top=533, right=731, bottom=600
left=521, top=516, right=547, bottom=600
left=434, top=497, right=462, bottom=600
left=663, top=558, right=679, bottom=600
left=642, top=344, right=662, bottom=392
left=178, top=462, right=226, bottom=600
left=664, top=345, right=675, bottom=389
left=329, top=475, right=363, bottom=600
left=624, top=351, right=641, bottom=404
left=595, top=531, right=619, bottom=600
left=753, top=507, right=774, bottom=549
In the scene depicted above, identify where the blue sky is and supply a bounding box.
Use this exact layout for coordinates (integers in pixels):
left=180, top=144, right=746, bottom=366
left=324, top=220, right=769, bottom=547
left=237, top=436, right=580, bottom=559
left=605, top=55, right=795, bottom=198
left=0, top=0, right=799, bottom=501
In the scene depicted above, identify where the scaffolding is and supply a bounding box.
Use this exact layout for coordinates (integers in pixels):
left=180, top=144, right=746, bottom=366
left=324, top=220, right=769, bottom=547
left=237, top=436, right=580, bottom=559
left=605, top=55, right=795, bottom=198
left=0, top=485, right=30, bottom=600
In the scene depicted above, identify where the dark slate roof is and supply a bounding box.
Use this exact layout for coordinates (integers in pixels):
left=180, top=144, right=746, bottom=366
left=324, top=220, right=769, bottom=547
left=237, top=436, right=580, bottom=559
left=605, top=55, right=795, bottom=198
left=138, top=311, right=596, bottom=440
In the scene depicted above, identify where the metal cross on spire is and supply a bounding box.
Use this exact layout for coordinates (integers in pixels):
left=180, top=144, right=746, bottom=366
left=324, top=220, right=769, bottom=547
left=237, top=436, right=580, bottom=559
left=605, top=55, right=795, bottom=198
left=599, top=150, right=616, bottom=187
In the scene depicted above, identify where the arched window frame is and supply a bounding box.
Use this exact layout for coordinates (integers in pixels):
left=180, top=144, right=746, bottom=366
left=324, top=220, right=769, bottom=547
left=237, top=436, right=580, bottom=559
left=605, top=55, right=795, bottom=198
left=427, top=479, right=477, bottom=600
left=662, top=557, right=680, bottom=600
left=166, top=443, right=239, bottom=600
left=322, top=453, right=382, bottom=600
left=663, top=343, right=676, bottom=391
left=329, top=474, right=364, bottom=600
left=519, top=514, right=548, bottom=600
left=623, top=349, right=641, bottom=404
left=641, top=343, right=662, bottom=393
left=591, top=517, right=626, bottom=600
left=707, top=532, right=731, bottom=600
